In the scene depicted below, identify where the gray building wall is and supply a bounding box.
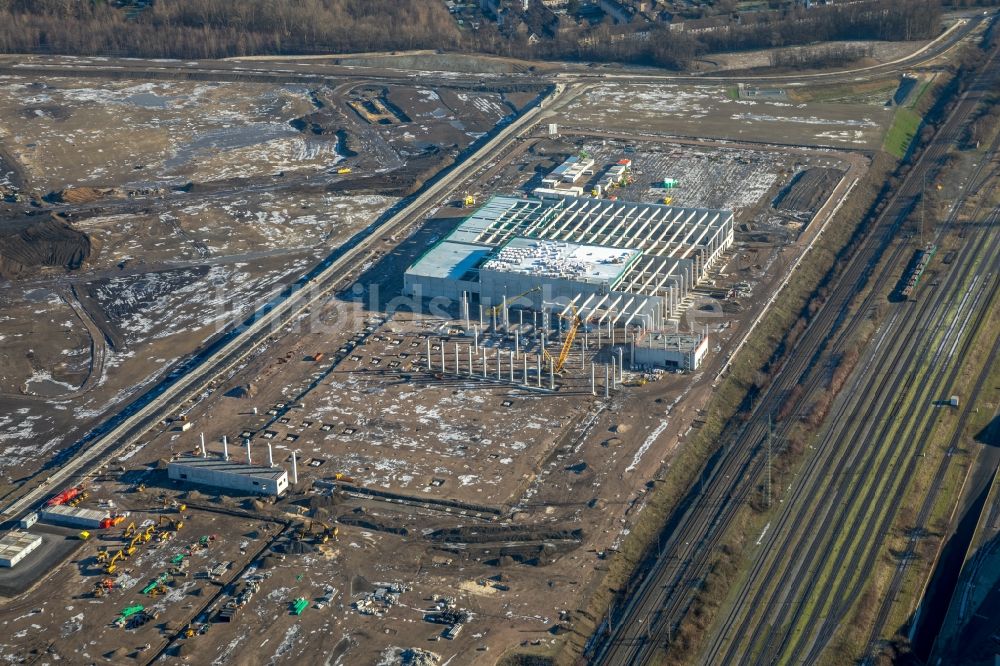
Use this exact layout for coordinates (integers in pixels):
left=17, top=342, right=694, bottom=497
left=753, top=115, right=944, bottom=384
left=168, top=460, right=288, bottom=496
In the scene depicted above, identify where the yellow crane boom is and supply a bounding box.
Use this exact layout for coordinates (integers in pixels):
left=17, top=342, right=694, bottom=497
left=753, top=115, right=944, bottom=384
left=490, top=286, right=541, bottom=319
left=554, top=305, right=581, bottom=373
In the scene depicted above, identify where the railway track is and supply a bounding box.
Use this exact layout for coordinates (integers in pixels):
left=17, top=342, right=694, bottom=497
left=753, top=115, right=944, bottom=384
left=704, top=55, right=1000, bottom=664
left=862, top=281, right=1000, bottom=660
left=589, top=21, right=999, bottom=665
left=712, top=196, right=1000, bottom=666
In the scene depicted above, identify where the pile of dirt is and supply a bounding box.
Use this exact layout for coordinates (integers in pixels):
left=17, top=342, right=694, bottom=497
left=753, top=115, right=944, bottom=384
left=52, top=187, right=119, bottom=204
left=0, top=216, right=91, bottom=279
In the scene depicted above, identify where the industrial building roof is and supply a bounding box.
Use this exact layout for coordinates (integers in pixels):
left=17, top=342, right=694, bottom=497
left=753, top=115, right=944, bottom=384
left=482, top=238, right=639, bottom=285
left=636, top=332, right=708, bottom=351
left=405, top=240, right=493, bottom=283
left=0, top=531, right=42, bottom=560
left=41, top=504, right=108, bottom=521
left=169, top=456, right=286, bottom=480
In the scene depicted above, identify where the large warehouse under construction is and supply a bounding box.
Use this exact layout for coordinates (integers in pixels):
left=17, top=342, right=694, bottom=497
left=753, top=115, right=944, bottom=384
left=404, top=194, right=734, bottom=327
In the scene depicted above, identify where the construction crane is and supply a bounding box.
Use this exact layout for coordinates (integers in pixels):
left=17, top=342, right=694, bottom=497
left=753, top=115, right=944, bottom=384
left=490, top=286, right=541, bottom=320
left=553, top=305, right=581, bottom=373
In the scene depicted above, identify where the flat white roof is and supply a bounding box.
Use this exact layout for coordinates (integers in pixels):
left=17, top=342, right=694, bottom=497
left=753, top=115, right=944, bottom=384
left=637, top=332, right=707, bottom=351
left=0, top=531, right=42, bottom=559
left=41, top=504, right=108, bottom=521
left=482, top=237, right=639, bottom=284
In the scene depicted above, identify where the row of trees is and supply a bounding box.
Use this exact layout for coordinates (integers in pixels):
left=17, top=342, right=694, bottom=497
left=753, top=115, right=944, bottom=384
left=0, top=0, right=947, bottom=67
left=0, top=0, right=462, bottom=59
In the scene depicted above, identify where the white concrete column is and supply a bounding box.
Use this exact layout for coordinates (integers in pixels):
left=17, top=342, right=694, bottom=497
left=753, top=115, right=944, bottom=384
left=426, top=339, right=432, bottom=370
left=509, top=350, right=514, bottom=382
left=536, top=354, right=542, bottom=388
left=591, top=363, right=596, bottom=395
left=604, top=365, right=610, bottom=398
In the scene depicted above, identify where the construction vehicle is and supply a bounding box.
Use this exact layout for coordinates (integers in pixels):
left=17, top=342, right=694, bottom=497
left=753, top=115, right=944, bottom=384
left=291, top=598, right=309, bottom=615
left=158, top=515, right=184, bottom=532
left=142, top=573, right=171, bottom=596
left=141, top=525, right=156, bottom=542
left=100, top=514, right=126, bottom=529
left=127, top=532, right=144, bottom=553
left=105, top=551, right=124, bottom=575
left=79, top=530, right=91, bottom=540
left=463, top=193, right=476, bottom=208
left=92, top=578, right=115, bottom=598
left=294, top=520, right=338, bottom=544
left=662, top=196, right=673, bottom=205
left=123, top=521, right=137, bottom=538
left=337, top=167, right=352, bottom=174
left=46, top=486, right=83, bottom=507
left=333, top=472, right=355, bottom=483
left=97, top=548, right=111, bottom=563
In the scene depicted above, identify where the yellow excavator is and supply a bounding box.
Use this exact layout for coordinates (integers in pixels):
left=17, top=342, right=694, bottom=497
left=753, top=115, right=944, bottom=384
left=158, top=515, right=184, bottom=532
left=104, top=550, right=124, bottom=575
left=463, top=193, right=476, bottom=208
left=294, top=520, right=339, bottom=544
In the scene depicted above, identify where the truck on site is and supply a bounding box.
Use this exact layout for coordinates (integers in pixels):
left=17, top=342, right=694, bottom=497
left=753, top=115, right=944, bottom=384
left=46, top=486, right=83, bottom=507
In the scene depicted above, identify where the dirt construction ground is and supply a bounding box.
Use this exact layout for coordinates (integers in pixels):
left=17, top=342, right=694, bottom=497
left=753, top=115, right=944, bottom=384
left=0, top=53, right=889, bottom=664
